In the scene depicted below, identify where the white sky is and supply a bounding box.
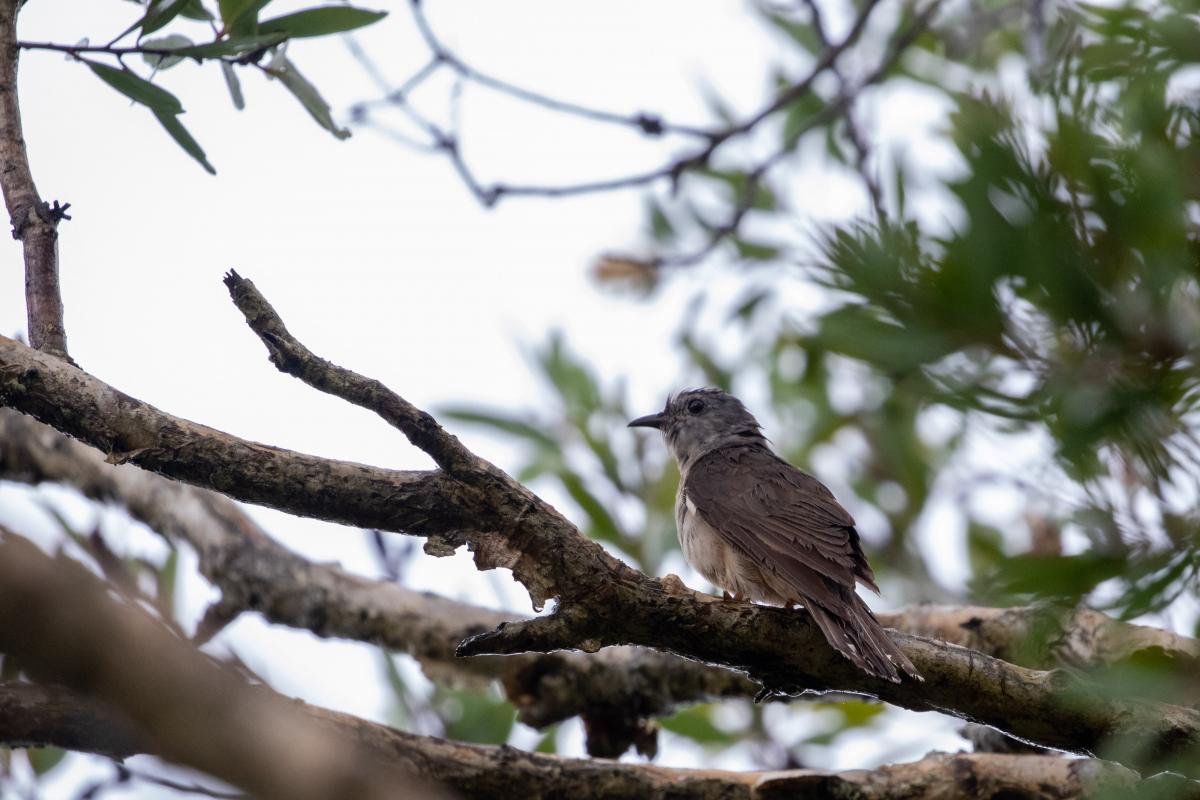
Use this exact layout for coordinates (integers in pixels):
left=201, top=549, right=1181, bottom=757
left=0, top=1, right=998, bottom=795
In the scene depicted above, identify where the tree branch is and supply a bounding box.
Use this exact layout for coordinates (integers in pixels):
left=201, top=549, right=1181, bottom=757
left=0, top=530, right=445, bottom=800
left=0, top=1, right=70, bottom=359
left=3, top=296, right=1199, bottom=773
left=0, top=683, right=1147, bottom=800
left=5, top=404, right=1196, bottom=759
left=223, top=270, right=483, bottom=480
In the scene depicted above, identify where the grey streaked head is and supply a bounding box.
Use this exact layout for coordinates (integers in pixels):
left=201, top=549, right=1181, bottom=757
left=628, top=388, right=766, bottom=469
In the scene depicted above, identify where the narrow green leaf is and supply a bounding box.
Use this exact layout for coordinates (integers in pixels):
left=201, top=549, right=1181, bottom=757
left=85, top=60, right=184, bottom=115
left=27, top=747, right=67, bottom=777
left=220, top=0, right=259, bottom=26
left=107, top=0, right=183, bottom=42
left=173, top=32, right=286, bottom=58
left=221, top=61, right=245, bottom=110
left=154, top=109, right=217, bottom=174
left=141, top=34, right=193, bottom=70
left=646, top=197, right=674, bottom=242
left=732, top=236, right=781, bottom=261
left=269, top=57, right=351, bottom=139
left=259, top=6, right=387, bottom=38
left=660, top=705, right=738, bottom=745
left=177, top=0, right=215, bottom=21
left=440, top=407, right=558, bottom=449
left=221, top=0, right=274, bottom=34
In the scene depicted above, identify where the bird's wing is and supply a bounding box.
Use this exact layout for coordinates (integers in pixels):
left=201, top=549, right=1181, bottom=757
left=684, top=445, right=879, bottom=604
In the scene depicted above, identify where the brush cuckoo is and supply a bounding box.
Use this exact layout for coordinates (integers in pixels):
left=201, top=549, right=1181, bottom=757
left=629, top=387, right=920, bottom=683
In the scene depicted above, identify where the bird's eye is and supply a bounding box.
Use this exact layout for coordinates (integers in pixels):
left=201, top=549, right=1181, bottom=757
left=686, top=399, right=705, bottom=415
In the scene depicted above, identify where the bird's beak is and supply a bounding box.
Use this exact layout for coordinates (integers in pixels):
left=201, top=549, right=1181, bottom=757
left=627, top=412, right=666, bottom=430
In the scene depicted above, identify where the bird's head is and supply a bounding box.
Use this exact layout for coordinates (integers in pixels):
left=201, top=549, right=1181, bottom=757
left=628, top=388, right=765, bottom=468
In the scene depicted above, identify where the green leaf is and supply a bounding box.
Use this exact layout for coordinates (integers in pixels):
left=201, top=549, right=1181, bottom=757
left=659, top=705, right=738, bottom=745
left=764, top=13, right=822, bottom=54
left=987, top=553, right=1128, bottom=601
left=115, top=0, right=190, bottom=39
left=154, top=109, right=216, bottom=174
left=534, top=726, right=559, bottom=754
left=141, top=34, right=193, bottom=70
left=259, top=6, right=387, bottom=39
left=436, top=686, right=515, bottom=745
left=172, top=33, right=287, bottom=58
left=556, top=468, right=623, bottom=546
left=732, top=237, right=781, bottom=261
left=269, top=57, right=351, bottom=139
left=221, top=0, right=275, bottom=35
left=27, top=747, right=67, bottom=777
left=646, top=197, right=674, bottom=242
left=85, top=60, right=184, bottom=115
left=440, top=407, right=558, bottom=450
left=156, top=548, right=179, bottom=617
left=221, top=61, right=245, bottom=110
left=177, top=0, right=215, bottom=21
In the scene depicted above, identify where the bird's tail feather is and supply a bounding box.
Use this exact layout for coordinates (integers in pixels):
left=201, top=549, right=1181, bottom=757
left=806, top=596, right=922, bottom=684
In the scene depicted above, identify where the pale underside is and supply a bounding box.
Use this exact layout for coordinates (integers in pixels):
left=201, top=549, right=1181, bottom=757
left=677, top=495, right=793, bottom=604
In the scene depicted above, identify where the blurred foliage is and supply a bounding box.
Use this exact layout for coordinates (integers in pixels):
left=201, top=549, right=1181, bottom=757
left=10, top=0, right=1200, bottom=780
left=442, top=0, right=1200, bottom=761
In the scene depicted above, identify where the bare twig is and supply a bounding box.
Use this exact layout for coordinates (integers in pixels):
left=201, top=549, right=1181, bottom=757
left=0, top=2, right=70, bottom=360
left=224, top=270, right=485, bottom=480
left=799, top=0, right=885, bottom=216
left=352, top=0, right=892, bottom=209
left=407, top=0, right=712, bottom=140
left=17, top=38, right=284, bottom=74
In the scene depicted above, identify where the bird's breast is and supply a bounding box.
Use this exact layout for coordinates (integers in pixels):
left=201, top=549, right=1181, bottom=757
left=675, top=491, right=731, bottom=589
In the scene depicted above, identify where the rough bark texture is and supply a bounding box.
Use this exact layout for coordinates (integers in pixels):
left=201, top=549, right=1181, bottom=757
left=0, top=406, right=751, bottom=757
left=0, top=683, right=1144, bottom=800
left=0, top=1, right=68, bottom=359
left=3, top=287, right=1200, bottom=774
left=0, top=530, right=444, bottom=800
left=7, top=404, right=1199, bottom=757
left=0, top=682, right=147, bottom=760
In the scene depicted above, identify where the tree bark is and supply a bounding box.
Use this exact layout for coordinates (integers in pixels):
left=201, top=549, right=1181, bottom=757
left=0, top=530, right=445, bottom=800
left=0, top=682, right=1145, bottom=800
left=0, top=0, right=69, bottom=359
left=2, top=312, right=1199, bottom=775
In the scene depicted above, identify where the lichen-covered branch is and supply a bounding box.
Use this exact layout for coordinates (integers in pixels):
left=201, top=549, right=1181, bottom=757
left=0, top=1, right=69, bottom=359
left=0, top=406, right=752, bottom=757
left=0, top=530, right=445, bottom=800
left=0, top=334, right=473, bottom=535
left=7, top=402, right=1197, bottom=760
left=0, top=683, right=1144, bottom=800
left=3, top=303, right=1199, bottom=773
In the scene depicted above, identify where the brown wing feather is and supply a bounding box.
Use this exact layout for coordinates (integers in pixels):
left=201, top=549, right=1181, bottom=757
left=684, top=444, right=921, bottom=683
left=685, top=445, right=878, bottom=596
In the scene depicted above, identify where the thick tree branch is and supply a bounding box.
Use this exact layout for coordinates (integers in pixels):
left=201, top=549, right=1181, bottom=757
left=0, top=334, right=474, bottom=535
left=0, top=404, right=747, bottom=758
left=6, top=404, right=1197, bottom=760
left=0, top=683, right=1147, bottom=800
left=0, top=530, right=444, bottom=800
left=3, top=304, right=1199, bottom=773
left=0, top=1, right=69, bottom=359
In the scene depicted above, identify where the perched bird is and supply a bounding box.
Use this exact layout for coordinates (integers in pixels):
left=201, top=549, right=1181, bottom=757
left=629, top=388, right=921, bottom=683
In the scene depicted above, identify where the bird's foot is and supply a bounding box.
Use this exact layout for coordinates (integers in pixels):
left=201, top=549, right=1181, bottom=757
left=660, top=574, right=690, bottom=597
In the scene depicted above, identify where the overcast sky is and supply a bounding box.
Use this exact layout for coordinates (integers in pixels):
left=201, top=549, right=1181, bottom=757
left=0, top=1, right=977, bottom=795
